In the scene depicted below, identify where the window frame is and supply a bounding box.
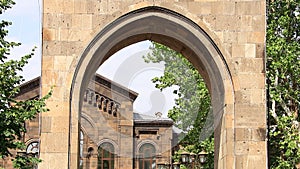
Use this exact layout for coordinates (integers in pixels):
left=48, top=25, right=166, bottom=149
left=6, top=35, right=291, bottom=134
left=138, top=143, right=156, bottom=169
left=98, top=142, right=115, bottom=169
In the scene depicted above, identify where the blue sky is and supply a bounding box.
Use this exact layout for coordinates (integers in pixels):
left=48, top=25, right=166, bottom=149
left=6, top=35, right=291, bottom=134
left=1, top=0, right=42, bottom=80
left=1, top=0, right=176, bottom=116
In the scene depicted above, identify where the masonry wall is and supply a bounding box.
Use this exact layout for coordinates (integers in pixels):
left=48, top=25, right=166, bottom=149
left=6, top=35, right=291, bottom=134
left=134, top=125, right=173, bottom=169
left=41, top=0, right=266, bottom=169
left=81, top=78, right=135, bottom=169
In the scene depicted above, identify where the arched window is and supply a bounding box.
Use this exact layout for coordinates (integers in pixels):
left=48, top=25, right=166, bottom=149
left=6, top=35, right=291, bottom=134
left=98, top=142, right=114, bottom=169
left=139, top=143, right=156, bottom=169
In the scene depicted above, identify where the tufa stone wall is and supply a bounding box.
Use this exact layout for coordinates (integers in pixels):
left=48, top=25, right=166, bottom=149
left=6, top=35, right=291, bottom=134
left=41, top=0, right=266, bottom=169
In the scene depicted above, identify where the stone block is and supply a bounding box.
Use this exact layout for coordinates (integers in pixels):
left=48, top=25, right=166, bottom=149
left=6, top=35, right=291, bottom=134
left=62, top=41, right=84, bottom=57
left=237, top=73, right=265, bottom=89
left=252, top=15, right=265, bottom=31
left=59, top=29, right=69, bottom=41
left=188, top=2, right=211, bottom=15
left=128, top=1, right=151, bottom=11
left=50, top=85, right=69, bottom=101
left=251, top=127, right=266, bottom=141
left=60, top=29, right=86, bottom=41
left=225, top=114, right=234, bottom=129
left=225, top=128, right=234, bottom=143
left=41, top=86, right=54, bottom=98
left=247, top=31, right=265, bottom=43
left=245, top=43, right=256, bottom=58
left=236, top=1, right=261, bottom=15
left=202, top=14, right=216, bottom=30
left=92, top=14, right=109, bottom=29
left=44, top=0, right=64, bottom=13
left=51, top=116, right=69, bottom=132
left=216, top=15, right=241, bottom=31
left=74, top=0, right=87, bottom=14
left=224, top=155, right=234, bottom=169
left=39, top=152, right=69, bottom=169
left=223, top=31, right=238, bottom=43
left=43, top=28, right=56, bottom=41
left=46, top=101, right=69, bottom=116
left=43, top=41, right=62, bottom=56
left=248, top=155, right=267, bottom=168
left=62, top=0, right=75, bottom=14
left=232, top=58, right=264, bottom=73
left=235, top=104, right=266, bottom=127
left=237, top=32, right=248, bottom=43
left=41, top=116, right=52, bottom=133
left=240, top=15, right=253, bottom=31
left=232, top=44, right=245, bottom=58
left=42, top=55, right=54, bottom=71
left=235, top=155, right=245, bottom=169
left=223, top=139, right=234, bottom=156
left=82, top=14, right=93, bottom=30
left=235, top=141, right=249, bottom=155
left=211, top=2, right=223, bottom=15
left=99, top=0, right=111, bottom=14
left=214, top=31, right=223, bottom=42
left=222, top=43, right=233, bottom=57
left=235, top=89, right=250, bottom=104
left=119, top=120, right=133, bottom=126
left=40, top=133, right=69, bottom=153
left=250, top=89, right=265, bottom=104
left=53, top=55, right=68, bottom=71
left=107, top=1, right=121, bottom=14
left=44, top=13, right=59, bottom=29
left=86, top=0, right=99, bottom=14
left=71, top=14, right=82, bottom=29
left=256, top=43, right=265, bottom=58
left=236, top=155, right=267, bottom=168
left=223, top=1, right=236, bottom=15
left=235, top=128, right=251, bottom=141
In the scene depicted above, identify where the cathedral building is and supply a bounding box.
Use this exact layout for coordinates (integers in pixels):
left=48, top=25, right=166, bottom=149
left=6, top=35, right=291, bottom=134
left=1, top=74, right=176, bottom=169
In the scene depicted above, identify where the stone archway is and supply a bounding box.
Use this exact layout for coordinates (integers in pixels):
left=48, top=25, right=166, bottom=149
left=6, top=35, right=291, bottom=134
left=40, top=1, right=267, bottom=169
left=70, top=7, right=234, bottom=169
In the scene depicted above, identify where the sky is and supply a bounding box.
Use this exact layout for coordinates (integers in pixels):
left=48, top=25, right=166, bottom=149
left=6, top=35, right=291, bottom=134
left=0, top=0, right=42, bottom=80
left=97, top=42, right=178, bottom=116
left=1, top=0, right=176, bottom=117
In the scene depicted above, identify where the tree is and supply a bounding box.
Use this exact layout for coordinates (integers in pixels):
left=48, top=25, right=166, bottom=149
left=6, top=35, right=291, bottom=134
left=0, top=1, right=51, bottom=168
left=267, top=0, right=300, bottom=168
left=144, top=42, right=214, bottom=168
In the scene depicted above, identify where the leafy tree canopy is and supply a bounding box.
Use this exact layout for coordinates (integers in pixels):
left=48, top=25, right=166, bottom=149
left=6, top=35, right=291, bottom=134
left=0, top=1, right=51, bottom=168
left=267, top=0, right=300, bottom=168
left=144, top=42, right=214, bottom=168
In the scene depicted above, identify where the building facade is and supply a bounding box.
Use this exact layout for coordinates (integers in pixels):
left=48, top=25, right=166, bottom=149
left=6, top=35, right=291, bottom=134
left=1, top=1, right=267, bottom=168
left=1, top=75, right=174, bottom=169
left=17, top=0, right=266, bottom=168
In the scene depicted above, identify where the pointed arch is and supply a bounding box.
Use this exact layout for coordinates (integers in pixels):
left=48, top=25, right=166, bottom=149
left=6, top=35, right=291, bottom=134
left=70, top=6, right=234, bottom=168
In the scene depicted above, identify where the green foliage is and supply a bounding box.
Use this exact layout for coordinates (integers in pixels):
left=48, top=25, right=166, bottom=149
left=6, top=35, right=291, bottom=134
left=0, top=0, right=15, bottom=14
left=267, top=0, right=300, bottom=168
left=269, top=115, right=300, bottom=168
left=0, top=1, right=52, bottom=168
left=12, top=155, right=41, bottom=169
left=144, top=42, right=213, bottom=168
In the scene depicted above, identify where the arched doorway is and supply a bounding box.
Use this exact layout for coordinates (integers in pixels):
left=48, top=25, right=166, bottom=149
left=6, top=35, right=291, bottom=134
left=70, top=6, right=234, bottom=169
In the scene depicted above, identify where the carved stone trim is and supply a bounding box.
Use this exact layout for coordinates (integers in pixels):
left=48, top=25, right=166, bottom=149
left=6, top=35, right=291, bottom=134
left=83, top=89, right=120, bottom=117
